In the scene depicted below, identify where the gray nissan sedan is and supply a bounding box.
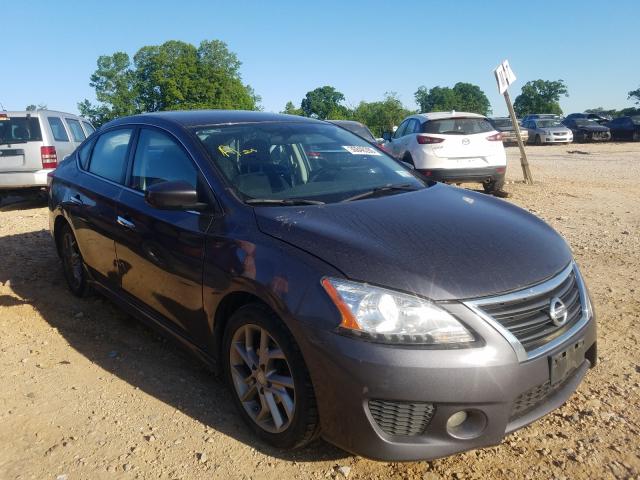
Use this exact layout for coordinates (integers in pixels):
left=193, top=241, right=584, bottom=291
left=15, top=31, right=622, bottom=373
left=48, top=110, right=596, bottom=461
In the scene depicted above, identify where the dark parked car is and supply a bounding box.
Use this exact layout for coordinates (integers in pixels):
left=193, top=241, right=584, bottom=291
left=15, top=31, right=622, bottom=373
left=562, top=118, right=611, bottom=142
left=327, top=119, right=378, bottom=144
left=564, top=113, right=611, bottom=126
left=48, top=110, right=596, bottom=461
left=607, top=116, right=640, bottom=141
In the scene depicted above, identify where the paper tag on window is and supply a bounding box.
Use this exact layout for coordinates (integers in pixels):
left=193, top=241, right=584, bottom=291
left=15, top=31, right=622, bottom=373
left=342, top=145, right=381, bottom=156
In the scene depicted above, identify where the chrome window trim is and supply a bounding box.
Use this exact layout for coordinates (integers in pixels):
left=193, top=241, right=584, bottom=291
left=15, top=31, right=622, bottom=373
left=463, top=262, right=591, bottom=362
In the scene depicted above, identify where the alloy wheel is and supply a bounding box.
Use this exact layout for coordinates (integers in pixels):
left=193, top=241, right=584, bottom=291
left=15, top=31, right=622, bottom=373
left=229, top=324, right=296, bottom=433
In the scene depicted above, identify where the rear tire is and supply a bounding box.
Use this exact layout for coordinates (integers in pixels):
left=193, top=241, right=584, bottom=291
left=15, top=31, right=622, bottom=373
left=57, top=223, right=89, bottom=297
left=223, top=304, right=320, bottom=449
left=483, top=178, right=505, bottom=195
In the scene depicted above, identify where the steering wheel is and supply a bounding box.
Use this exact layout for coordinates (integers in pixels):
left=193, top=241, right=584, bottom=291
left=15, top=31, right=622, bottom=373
left=309, top=167, right=341, bottom=182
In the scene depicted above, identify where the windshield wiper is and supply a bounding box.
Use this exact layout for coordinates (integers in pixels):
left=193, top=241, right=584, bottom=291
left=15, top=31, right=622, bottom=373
left=341, top=184, right=419, bottom=202
left=245, top=198, right=325, bottom=206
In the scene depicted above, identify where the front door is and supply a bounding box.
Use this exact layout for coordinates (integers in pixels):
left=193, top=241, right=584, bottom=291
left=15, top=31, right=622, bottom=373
left=114, top=127, right=213, bottom=346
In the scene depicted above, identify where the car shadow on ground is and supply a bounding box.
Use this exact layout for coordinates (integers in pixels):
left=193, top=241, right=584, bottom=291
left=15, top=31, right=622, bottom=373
left=0, top=227, right=348, bottom=463
left=0, top=191, right=48, bottom=212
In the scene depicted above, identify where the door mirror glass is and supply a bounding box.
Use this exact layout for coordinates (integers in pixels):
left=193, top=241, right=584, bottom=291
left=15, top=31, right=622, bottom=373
left=145, top=180, right=206, bottom=210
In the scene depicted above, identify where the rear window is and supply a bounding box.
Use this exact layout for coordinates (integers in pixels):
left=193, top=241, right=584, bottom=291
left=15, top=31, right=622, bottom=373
left=422, top=117, right=494, bottom=135
left=48, top=117, right=69, bottom=142
left=65, top=118, right=86, bottom=142
left=0, top=116, right=43, bottom=144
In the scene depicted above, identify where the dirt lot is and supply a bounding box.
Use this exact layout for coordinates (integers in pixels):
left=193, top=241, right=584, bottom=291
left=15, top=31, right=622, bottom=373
left=1, top=142, right=639, bottom=480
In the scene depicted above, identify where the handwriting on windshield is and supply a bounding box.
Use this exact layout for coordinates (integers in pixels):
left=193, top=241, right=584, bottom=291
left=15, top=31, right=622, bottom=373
left=218, top=145, right=257, bottom=157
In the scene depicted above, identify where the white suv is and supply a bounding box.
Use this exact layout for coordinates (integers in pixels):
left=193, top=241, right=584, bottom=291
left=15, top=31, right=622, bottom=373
left=0, top=110, right=95, bottom=192
left=382, top=112, right=507, bottom=193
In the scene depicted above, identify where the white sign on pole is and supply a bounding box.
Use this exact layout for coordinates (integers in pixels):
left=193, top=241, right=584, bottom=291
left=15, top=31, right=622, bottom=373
left=494, top=60, right=516, bottom=94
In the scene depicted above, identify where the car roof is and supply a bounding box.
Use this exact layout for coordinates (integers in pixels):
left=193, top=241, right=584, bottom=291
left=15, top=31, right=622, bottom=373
left=327, top=119, right=366, bottom=127
left=105, top=110, right=321, bottom=129
left=411, top=112, right=486, bottom=121
left=3, top=109, right=86, bottom=118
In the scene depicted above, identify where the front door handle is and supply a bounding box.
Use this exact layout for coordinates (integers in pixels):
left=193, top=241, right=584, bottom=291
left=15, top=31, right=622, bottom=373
left=68, top=194, right=83, bottom=205
left=116, top=215, right=136, bottom=229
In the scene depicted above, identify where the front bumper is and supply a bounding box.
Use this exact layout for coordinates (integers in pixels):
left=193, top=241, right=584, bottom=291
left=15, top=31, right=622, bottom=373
left=417, top=166, right=505, bottom=185
left=541, top=135, right=573, bottom=144
left=303, top=303, right=596, bottom=461
left=0, top=169, right=52, bottom=189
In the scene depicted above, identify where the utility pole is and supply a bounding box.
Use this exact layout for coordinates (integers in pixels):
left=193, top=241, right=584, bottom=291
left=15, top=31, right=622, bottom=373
left=494, top=60, right=533, bottom=184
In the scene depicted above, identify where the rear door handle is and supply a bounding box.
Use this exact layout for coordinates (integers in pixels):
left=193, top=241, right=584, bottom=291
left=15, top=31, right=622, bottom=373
left=116, top=215, right=136, bottom=229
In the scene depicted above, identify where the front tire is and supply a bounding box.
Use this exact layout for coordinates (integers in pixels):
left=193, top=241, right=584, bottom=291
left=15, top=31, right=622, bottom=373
left=58, top=223, right=89, bottom=297
left=535, top=134, right=542, bottom=145
left=223, top=304, right=319, bottom=449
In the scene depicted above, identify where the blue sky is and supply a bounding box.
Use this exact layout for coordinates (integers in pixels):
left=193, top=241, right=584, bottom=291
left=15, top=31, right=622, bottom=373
left=2, top=0, right=638, bottom=116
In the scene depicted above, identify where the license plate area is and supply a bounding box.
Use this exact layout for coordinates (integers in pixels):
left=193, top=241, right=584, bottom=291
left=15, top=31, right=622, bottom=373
left=549, top=339, right=585, bottom=385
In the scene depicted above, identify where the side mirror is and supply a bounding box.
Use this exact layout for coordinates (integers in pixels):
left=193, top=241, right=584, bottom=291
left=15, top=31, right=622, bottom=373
left=145, top=180, right=207, bottom=211
left=382, top=131, right=392, bottom=141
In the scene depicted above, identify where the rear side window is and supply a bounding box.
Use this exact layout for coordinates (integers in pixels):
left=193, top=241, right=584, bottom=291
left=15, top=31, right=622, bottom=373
left=130, top=128, right=197, bottom=191
left=82, top=121, right=95, bottom=135
left=48, top=117, right=69, bottom=141
left=422, top=117, right=494, bottom=135
left=77, top=138, right=96, bottom=170
left=88, top=129, right=133, bottom=183
left=0, top=116, right=43, bottom=143
left=65, top=118, right=86, bottom=142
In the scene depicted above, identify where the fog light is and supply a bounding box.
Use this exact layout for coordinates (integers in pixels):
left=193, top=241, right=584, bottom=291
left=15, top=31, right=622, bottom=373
left=447, top=411, right=468, bottom=428
left=446, top=409, right=487, bottom=439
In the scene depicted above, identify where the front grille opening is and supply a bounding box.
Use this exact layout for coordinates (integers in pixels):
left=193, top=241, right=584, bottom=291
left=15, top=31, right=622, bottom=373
left=478, top=269, right=583, bottom=352
left=368, top=400, right=435, bottom=436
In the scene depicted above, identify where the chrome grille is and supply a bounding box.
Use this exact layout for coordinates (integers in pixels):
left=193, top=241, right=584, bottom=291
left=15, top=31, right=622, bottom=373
left=477, top=268, right=582, bottom=352
left=368, top=400, right=435, bottom=436
left=466, top=264, right=586, bottom=359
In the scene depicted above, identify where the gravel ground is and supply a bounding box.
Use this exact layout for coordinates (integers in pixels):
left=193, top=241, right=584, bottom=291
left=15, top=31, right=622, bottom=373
left=0, top=142, right=639, bottom=480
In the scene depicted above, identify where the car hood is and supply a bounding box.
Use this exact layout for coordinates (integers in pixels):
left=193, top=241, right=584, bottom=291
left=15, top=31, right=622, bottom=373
left=255, top=184, right=573, bottom=301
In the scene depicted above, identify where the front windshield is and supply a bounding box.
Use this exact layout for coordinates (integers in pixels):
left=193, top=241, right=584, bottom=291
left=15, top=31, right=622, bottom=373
left=492, top=118, right=512, bottom=129
left=194, top=122, right=425, bottom=204
left=536, top=120, right=563, bottom=128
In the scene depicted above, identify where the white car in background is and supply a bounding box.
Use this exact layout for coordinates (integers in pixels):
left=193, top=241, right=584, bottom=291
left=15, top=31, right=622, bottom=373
left=382, top=112, right=507, bottom=194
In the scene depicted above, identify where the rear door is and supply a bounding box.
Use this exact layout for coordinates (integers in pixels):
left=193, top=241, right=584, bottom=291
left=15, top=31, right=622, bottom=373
left=69, top=127, right=134, bottom=288
left=114, top=127, right=212, bottom=346
left=0, top=113, right=44, bottom=172
left=45, top=115, right=75, bottom=161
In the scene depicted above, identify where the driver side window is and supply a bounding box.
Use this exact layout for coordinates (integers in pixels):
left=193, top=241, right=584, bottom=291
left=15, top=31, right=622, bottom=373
left=130, top=128, right=197, bottom=192
left=393, top=120, right=408, bottom=139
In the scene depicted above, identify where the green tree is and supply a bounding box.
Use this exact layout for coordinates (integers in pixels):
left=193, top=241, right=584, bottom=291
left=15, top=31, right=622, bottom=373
left=513, top=79, right=568, bottom=117
left=629, top=87, right=640, bottom=105
left=78, top=39, right=260, bottom=127
left=281, top=101, right=303, bottom=116
left=414, top=83, right=490, bottom=115
left=352, top=93, right=413, bottom=137
left=301, top=86, right=346, bottom=119
left=25, top=104, right=47, bottom=111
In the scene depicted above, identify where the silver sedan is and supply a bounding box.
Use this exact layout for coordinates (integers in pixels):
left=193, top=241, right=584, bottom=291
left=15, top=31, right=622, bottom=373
left=522, top=118, right=573, bottom=144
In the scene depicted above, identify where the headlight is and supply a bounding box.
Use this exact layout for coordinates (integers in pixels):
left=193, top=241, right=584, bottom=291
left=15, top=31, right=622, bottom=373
left=321, top=278, right=476, bottom=345
left=545, top=130, right=552, bottom=135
